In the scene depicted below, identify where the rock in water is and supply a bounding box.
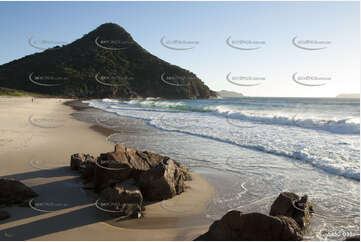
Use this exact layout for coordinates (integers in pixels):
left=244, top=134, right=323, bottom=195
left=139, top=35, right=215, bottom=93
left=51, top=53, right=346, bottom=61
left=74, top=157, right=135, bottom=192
left=0, top=179, right=38, bottom=205
left=138, top=158, right=185, bottom=201
left=195, top=192, right=313, bottom=241
left=195, top=210, right=304, bottom=241
left=0, top=210, right=10, bottom=220
left=345, top=235, right=360, bottom=241
left=270, top=192, right=313, bottom=230
left=98, top=180, right=143, bottom=218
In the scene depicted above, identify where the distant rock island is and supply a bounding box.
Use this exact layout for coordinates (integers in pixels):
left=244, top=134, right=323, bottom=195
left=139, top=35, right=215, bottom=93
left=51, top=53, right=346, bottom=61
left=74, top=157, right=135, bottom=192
left=0, top=23, right=216, bottom=99
left=217, top=90, right=244, bottom=98
left=336, top=93, right=360, bottom=99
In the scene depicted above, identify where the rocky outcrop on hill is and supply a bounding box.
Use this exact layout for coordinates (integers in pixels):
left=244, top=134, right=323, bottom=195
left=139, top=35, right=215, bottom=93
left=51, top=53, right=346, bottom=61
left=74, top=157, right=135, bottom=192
left=195, top=192, right=313, bottom=241
left=71, top=144, right=191, bottom=219
left=0, top=178, right=38, bottom=206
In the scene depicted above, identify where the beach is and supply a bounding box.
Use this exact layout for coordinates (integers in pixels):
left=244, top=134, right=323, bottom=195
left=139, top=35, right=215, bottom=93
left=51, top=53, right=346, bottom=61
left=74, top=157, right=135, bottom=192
left=0, top=96, right=359, bottom=241
left=0, top=97, right=214, bottom=241
left=0, top=1, right=359, bottom=240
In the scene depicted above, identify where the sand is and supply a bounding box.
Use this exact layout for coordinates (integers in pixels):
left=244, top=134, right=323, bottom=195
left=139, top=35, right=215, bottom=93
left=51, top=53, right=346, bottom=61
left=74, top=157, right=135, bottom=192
left=0, top=96, right=214, bottom=241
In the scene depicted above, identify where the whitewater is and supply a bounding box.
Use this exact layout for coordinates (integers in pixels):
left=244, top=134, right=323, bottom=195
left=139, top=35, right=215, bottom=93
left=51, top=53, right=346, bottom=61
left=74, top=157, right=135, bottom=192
left=84, top=97, right=360, bottom=181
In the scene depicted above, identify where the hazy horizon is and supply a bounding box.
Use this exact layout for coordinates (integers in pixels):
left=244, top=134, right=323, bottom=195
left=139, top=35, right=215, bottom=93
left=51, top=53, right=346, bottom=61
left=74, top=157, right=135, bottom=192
left=0, top=1, right=359, bottom=98
left=215, top=90, right=360, bottom=99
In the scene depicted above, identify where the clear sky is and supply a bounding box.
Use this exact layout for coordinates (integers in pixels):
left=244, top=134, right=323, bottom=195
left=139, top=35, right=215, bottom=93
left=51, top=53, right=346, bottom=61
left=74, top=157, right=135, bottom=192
left=0, top=1, right=359, bottom=97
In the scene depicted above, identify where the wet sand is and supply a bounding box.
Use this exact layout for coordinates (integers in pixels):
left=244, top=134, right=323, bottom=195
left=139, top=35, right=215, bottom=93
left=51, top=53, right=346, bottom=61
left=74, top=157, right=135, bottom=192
left=0, top=97, right=214, bottom=240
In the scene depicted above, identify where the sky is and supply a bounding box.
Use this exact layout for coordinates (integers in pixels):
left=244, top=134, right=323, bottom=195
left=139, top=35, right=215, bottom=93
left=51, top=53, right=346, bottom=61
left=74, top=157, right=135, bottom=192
left=0, top=1, right=359, bottom=97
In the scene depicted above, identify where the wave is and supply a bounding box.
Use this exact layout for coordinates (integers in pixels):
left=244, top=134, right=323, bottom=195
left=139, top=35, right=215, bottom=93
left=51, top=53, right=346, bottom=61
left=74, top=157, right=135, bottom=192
left=146, top=121, right=359, bottom=181
left=84, top=99, right=360, bottom=181
left=214, top=106, right=360, bottom=135
left=103, top=98, right=360, bottom=135
left=122, top=99, right=211, bottom=113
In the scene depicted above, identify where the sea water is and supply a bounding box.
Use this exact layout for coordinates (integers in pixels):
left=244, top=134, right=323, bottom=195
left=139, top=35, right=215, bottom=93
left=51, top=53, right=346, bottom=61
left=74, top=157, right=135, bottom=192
left=82, top=97, right=360, bottom=240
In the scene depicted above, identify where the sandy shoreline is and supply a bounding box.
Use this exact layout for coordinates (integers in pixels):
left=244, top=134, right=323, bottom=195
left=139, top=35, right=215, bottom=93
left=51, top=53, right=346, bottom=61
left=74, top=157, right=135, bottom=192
left=0, top=96, right=215, bottom=240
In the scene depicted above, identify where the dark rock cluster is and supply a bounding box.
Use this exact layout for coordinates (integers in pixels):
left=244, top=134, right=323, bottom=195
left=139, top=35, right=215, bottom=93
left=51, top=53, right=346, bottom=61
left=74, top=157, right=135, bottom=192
left=0, top=178, right=38, bottom=206
left=195, top=192, right=314, bottom=241
left=0, top=178, right=38, bottom=221
left=70, top=144, right=191, bottom=218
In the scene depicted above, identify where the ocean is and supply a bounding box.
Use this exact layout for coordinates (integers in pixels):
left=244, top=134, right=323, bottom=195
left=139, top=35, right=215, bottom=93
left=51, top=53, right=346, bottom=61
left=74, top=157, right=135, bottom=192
left=81, top=96, right=360, bottom=240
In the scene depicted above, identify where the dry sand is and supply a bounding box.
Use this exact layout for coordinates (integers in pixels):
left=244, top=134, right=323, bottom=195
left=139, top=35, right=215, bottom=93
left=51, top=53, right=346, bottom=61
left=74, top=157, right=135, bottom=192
left=0, top=96, right=214, bottom=241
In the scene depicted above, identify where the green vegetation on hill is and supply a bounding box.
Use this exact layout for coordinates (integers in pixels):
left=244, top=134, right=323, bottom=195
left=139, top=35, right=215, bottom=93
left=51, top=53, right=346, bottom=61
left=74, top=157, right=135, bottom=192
left=0, top=87, right=47, bottom=97
left=0, top=23, right=216, bottom=99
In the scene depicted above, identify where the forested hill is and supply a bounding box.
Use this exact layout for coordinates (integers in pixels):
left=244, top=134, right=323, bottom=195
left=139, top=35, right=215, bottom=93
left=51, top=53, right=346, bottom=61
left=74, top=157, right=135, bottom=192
left=0, top=23, right=217, bottom=99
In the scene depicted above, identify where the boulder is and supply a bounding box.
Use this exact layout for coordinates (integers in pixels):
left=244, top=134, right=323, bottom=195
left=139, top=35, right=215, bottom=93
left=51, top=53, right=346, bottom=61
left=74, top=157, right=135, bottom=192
left=345, top=235, right=360, bottom=241
left=82, top=182, right=95, bottom=190
left=270, top=192, right=313, bottom=229
left=0, top=210, right=10, bottom=220
left=195, top=210, right=304, bottom=241
left=70, top=153, right=85, bottom=170
left=98, top=180, right=143, bottom=218
left=94, top=144, right=168, bottom=192
left=79, top=159, right=96, bottom=182
left=98, top=144, right=165, bottom=170
left=174, top=160, right=192, bottom=181
left=72, top=145, right=190, bottom=201
left=70, top=153, right=96, bottom=183
left=94, top=159, right=133, bottom=192
left=0, top=179, right=38, bottom=206
left=195, top=192, right=314, bottom=241
left=70, top=153, right=95, bottom=171
left=138, top=158, right=185, bottom=201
